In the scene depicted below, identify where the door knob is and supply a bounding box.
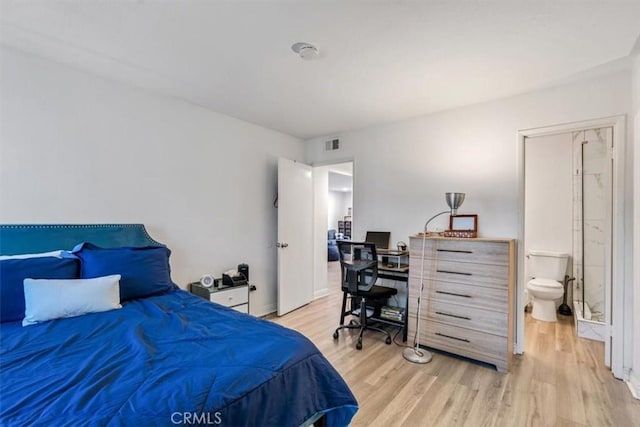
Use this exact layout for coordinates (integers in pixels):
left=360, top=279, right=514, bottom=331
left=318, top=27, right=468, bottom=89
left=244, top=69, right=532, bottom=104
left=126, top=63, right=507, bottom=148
left=276, top=242, right=289, bottom=248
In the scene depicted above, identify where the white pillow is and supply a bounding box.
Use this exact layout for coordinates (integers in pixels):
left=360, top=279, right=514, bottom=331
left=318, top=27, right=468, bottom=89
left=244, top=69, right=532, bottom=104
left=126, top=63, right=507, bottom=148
left=22, top=275, right=122, bottom=326
left=0, top=250, right=66, bottom=260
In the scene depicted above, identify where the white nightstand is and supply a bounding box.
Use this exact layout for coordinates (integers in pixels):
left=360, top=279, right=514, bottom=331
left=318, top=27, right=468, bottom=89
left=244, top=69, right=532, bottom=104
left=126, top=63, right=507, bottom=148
left=190, top=282, right=249, bottom=313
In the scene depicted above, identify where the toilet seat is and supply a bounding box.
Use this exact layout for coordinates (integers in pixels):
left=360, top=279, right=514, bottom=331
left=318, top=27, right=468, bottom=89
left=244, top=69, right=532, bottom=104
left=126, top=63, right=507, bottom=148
left=526, top=278, right=564, bottom=322
left=528, top=278, right=562, bottom=289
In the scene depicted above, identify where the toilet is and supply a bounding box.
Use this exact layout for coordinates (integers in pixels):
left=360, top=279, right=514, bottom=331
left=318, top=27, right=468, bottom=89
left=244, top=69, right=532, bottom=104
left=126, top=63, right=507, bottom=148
left=526, top=250, right=569, bottom=322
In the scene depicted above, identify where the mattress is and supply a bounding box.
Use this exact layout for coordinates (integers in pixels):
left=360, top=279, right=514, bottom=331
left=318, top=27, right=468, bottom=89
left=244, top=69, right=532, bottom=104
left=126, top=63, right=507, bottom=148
left=0, top=289, right=357, bottom=426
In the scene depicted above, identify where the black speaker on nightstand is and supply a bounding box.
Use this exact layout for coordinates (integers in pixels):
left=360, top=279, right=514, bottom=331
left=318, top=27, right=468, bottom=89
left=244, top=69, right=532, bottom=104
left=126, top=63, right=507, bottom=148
left=238, top=263, right=249, bottom=281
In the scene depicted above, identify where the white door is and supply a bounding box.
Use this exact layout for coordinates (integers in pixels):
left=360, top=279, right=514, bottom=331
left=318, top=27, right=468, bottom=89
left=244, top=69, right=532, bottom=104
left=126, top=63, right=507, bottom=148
left=277, top=158, right=313, bottom=316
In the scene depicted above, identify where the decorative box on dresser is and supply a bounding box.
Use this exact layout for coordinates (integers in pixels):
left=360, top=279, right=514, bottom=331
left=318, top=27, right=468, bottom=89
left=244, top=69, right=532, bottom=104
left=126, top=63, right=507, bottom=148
left=408, top=236, right=516, bottom=372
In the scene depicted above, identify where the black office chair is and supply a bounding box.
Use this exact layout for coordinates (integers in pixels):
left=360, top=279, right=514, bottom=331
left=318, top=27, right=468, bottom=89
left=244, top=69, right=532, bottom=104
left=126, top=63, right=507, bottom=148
left=332, top=241, right=397, bottom=350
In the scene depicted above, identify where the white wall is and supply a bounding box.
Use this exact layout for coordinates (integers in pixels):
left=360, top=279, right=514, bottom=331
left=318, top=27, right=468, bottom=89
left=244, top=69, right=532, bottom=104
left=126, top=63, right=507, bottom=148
left=631, top=52, right=640, bottom=398
left=305, top=69, right=634, bottom=363
left=328, top=190, right=352, bottom=230
left=524, top=133, right=573, bottom=282
left=0, top=47, right=304, bottom=316
left=306, top=71, right=631, bottom=244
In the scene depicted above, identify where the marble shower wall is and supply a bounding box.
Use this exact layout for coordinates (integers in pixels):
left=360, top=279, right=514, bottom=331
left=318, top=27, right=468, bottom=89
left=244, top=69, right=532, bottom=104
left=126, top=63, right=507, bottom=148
left=571, top=127, right=611, bottom=322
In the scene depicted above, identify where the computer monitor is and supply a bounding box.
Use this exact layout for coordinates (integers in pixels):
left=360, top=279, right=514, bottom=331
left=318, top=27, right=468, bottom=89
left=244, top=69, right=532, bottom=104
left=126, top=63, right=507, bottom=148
left=365, top=231, right=390, bottom=250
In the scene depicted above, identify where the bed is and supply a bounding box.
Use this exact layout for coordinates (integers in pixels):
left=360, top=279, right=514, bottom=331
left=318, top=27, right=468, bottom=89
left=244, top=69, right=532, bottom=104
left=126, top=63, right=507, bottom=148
left=0, top=224, right=357, bottom=426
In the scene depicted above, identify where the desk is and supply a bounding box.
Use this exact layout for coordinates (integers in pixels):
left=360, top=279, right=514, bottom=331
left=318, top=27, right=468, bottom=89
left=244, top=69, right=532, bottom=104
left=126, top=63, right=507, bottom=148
left=373, top=260, right=409, bottom=342
left=377, top=249, right=410, bottom=270
left=374, top=250, right=410, bottom=342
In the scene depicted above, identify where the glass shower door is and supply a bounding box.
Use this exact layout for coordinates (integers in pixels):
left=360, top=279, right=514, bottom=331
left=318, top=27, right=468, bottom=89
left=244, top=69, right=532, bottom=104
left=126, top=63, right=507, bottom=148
left=572, top=127, right=611, bottom=326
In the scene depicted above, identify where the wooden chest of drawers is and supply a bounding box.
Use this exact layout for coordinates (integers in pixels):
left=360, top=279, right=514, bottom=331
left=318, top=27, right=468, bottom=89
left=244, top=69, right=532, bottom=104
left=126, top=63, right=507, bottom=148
left=408, top=236, right=515, bottom=372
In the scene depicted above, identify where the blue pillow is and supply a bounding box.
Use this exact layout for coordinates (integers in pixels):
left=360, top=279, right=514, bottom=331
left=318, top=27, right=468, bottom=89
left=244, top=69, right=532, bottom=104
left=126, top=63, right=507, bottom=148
left=74, top=243, right=176, bottom=302
left=0, top=257, right=80, bottom=323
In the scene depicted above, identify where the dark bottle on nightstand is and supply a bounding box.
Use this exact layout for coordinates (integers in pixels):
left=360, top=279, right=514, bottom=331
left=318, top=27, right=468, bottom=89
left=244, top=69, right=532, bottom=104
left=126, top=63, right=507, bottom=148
left=238, top=263, right=249, bottom=281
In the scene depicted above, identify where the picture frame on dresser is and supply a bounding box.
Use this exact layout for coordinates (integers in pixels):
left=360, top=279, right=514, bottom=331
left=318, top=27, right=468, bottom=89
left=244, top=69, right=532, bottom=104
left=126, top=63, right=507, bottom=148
left=445, top=214, right=478, bottom=238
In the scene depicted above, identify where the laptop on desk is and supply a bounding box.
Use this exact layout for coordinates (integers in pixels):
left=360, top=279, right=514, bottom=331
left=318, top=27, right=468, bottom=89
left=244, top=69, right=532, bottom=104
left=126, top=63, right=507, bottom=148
left=365, top=231, right=390, bottom=251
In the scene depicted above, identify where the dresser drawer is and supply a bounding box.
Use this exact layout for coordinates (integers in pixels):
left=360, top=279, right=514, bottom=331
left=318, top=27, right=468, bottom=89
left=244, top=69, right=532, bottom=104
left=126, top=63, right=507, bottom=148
left=416, top=320, right=507, bottom=362
left=209, top=286, right=248, bottom=307
left=409, top=298, right=508, bottom=336
left=410, top=238, right=509, bottom=265
left=433, top=240, right=509, bottom=265
left=409, top=237, right=437, bottom=254
left=412, top=278, right=508, bottom=312
left=410, top=259, right=509, bottom=288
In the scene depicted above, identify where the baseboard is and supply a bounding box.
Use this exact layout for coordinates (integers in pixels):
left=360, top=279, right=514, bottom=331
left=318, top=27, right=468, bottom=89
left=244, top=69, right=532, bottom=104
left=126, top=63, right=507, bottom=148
left=314, top=288, right=329, bottom=299
left=253, top=303, right=276, bottom=318
left=626, top=370, right=640, bottom=399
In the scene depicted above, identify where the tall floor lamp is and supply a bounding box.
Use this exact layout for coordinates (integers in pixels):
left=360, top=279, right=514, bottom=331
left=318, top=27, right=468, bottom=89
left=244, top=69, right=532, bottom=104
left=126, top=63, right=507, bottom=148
left=403, top=192, right=466, bottom=364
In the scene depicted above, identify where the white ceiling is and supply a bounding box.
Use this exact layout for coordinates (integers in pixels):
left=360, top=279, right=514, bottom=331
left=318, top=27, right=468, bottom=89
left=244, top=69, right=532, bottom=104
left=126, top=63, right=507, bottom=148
left=1, top=1, right=639, bottom=139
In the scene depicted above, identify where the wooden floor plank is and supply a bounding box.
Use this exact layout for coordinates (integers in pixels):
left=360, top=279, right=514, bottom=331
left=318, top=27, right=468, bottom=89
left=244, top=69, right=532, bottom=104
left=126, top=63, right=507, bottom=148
left=269, top=262, right=640, bottom=426
left=368, top=371, right=437, bottom=427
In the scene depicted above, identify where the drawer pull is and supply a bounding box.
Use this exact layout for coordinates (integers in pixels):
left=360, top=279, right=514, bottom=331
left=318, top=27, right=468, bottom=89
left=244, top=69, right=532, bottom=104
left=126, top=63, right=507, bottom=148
left=436, top=290, right=472, bottom=298
left=435, top=311, right=471, bottom=320
left=437, top=249, right=473, bottom=254
left=435, top=332, right=470, bottom=343
left=437, top=269, right=472, bottom=276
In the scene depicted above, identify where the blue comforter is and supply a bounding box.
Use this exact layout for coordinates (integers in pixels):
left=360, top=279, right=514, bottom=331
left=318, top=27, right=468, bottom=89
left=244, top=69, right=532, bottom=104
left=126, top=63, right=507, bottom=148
left=0, top=290, right=357, bottom=426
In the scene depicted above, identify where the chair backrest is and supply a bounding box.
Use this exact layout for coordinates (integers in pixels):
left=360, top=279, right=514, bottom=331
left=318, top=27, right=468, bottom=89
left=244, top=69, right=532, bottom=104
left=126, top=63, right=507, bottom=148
left=337, top=241, right=378, bottom=293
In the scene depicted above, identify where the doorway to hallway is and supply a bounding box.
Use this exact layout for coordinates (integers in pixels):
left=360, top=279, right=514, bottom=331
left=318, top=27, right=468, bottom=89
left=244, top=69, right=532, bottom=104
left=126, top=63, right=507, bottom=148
left=312, top=161, right=353, bottom=299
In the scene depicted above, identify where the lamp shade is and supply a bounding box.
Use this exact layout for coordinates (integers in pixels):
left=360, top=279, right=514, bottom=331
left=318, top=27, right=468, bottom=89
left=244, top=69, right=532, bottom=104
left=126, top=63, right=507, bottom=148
left=445, top=192, right=465, bottom=215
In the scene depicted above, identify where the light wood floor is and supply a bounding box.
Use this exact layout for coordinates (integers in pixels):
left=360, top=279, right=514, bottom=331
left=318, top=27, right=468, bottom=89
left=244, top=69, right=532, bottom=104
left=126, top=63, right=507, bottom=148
left=271, top=261, right=640, bottom=427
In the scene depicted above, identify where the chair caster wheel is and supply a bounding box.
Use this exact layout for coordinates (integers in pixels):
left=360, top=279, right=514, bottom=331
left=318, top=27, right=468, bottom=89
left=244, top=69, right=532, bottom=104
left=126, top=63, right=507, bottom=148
left=385, top=337, right=392, bottom=345
left=333, top=331, right=339, bottom=340
left=356, top=341, right=362, bottom=350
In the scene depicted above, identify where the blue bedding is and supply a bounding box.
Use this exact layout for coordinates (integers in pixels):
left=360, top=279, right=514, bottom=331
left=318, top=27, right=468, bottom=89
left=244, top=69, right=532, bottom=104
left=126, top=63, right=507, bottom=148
left=0, top=289, right=357, bottom=426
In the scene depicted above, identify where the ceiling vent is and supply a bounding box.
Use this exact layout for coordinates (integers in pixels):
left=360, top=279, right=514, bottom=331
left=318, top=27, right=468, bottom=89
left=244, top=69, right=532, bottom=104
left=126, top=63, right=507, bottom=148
left=325, top=138, right=340, bottom=151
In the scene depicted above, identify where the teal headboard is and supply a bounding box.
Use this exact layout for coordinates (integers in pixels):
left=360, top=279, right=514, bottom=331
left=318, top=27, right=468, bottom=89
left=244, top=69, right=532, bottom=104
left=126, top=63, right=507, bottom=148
left=0, top=224, right=164, bottom=255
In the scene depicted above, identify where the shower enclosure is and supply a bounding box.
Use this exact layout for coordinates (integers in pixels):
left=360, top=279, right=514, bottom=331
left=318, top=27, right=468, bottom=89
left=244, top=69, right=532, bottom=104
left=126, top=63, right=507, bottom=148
left=571, top=127, right=612, bottom=341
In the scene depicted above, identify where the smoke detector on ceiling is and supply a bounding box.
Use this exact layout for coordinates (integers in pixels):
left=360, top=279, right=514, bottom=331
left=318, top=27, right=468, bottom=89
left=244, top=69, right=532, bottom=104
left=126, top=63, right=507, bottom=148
left=291, top=42, right=319, bottom=60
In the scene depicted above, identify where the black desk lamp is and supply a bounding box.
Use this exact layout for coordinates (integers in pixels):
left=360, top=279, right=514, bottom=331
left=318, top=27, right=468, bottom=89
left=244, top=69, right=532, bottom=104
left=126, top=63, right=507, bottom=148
left=403, top=192, right=466, bottom=364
